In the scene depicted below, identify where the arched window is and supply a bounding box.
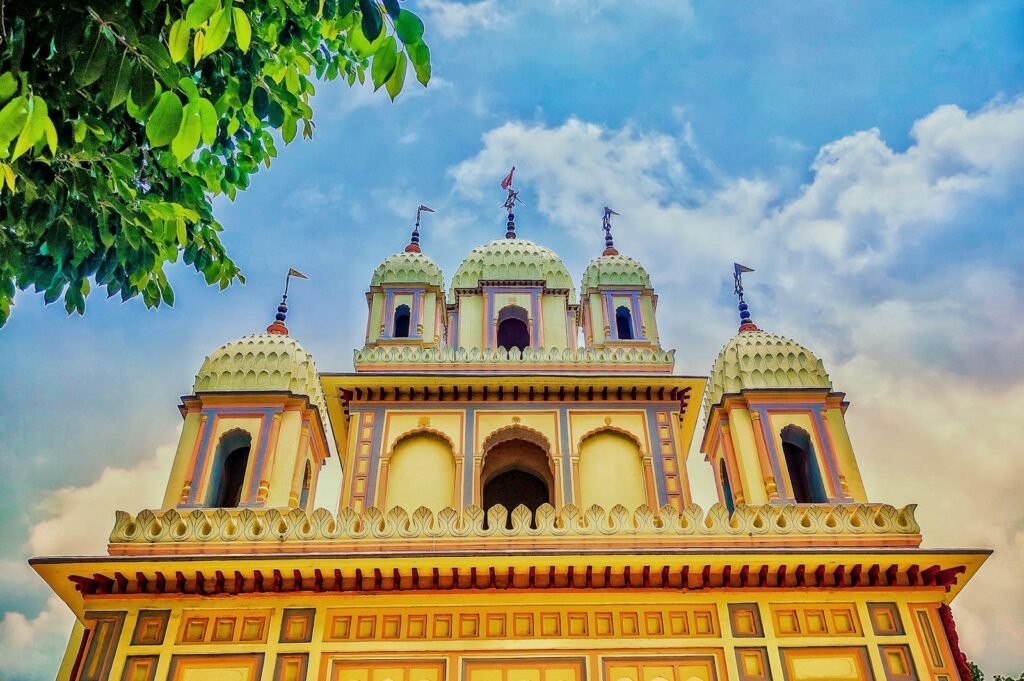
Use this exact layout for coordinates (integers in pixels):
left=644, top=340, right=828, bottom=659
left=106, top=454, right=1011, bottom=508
left=392, top=304, right=411, bottom=338
left=615, top=305, right=634, bottom=340
left=481, top=436, right=553, bottom=528
left=299, top=461, right=312, bottom=510
left=208, top=430, right=251, bottom=507
left=720, top=459, right=735, bottom=514
left=780, top=425, right=828, bottom=503
left=496, top=305, right=530, bottom=352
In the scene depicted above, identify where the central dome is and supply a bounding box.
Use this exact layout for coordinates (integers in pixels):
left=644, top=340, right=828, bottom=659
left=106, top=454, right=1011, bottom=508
left=450, top=238, right=576, bottom=301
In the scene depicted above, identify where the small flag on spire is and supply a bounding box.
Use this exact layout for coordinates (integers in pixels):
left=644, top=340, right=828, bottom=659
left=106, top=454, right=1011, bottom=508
left=602, top=207, right=620, bottom=255
left=408, top=205, right=435, bottom=252
left=267, top=268, right=309, bottom=335
left=500, top=166, right=516, bottom=190
left=287, top=267, right=309, bottom=280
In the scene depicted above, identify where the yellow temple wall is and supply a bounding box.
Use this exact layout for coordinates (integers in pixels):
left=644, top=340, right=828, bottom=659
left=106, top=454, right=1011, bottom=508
left=577, top=431, right=646, bottom=510
left=457, top=296, right=484, bottom=349
left=383, top=433, right=457, bottom=512
left=367, top=293, right=384, bottom=342
left=586, top=292, right=605, bottom=345
left=162, top=412, right=204, bottom=509
left=264, top=411, right=304, bottom=508
left=825, top=406, right=868, bottom=502
left=541, top=294, right=569, bottom=348
left=639, top=294, right=658, bottom=343
left=60, top=589, right=962, bottom=681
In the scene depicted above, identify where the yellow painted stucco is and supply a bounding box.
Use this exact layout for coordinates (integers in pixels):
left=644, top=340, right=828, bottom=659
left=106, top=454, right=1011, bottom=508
left=578, top=431, right=647, bottom=510
left=384, top=433, right=456, bottom=512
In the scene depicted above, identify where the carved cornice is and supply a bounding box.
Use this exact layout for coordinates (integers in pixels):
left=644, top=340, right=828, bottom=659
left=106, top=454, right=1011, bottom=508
left=109, top=503, right=921, bottom=553
left=353, top=345, right=676, bottom=372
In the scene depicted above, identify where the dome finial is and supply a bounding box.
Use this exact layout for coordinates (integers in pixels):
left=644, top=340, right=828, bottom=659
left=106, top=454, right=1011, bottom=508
left=406, top=204, right=435, bottom=253
left=267, top=268, right=308, bottom=335
left=602, top=206, right=620, bottom=255
left=733, top=263, right=759, bottom=332
left=500, top=166, right=522, bottom=239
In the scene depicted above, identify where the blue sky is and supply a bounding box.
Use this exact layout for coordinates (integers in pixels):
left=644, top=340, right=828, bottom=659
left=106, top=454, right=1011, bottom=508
left=1, top=1, right=1023, bottom=678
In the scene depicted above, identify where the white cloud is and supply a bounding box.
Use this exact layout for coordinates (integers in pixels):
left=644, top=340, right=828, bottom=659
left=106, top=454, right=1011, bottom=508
left=420, top=0, right=511, bottom=39
left=0, top=596, right=75, bottom=681
left=450, top=96, right=1024, bottom=673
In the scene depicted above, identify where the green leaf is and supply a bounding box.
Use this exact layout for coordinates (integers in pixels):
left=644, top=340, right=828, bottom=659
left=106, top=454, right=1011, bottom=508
left=0, top=95, right=29, bottom=147
left=395, top=10, right=425, bottom=44
left=102, top=50, right=135, bottom=111
left=338, top=0, right=356, bottom=16
left=73, top=32, right=112, bottom=87
left=385, top=52, right=407, bottom=101
left=382, top=0, right=401, bottom=20
left=43, top=117, right=58, bottom=155
left=186, top=0, right=218, bottom=29
left=408, top=40, right=431, bottom=85
left=204, top=8, right=231, bottom=56
left=168, top=20, right=191, bottom=64
left=129, top=69, right=157, bottom=109
left=193, top=30, right=206, bottom=66
left=12, top=96, right=47, bottom=160
left=177, top=77, right=201, bottom=103
left=172, top=102, right=203, bottom=162
left=0, top=73, right=17, bottom=103
left=371, top=37, right=398, bottom=90
left=196, top=98, right=218, bottom=145
left=145, top=91, right=184, bottom=147
left=358, top=0, right=383, bottom=41
left=232, top=8, right=251, bottom=52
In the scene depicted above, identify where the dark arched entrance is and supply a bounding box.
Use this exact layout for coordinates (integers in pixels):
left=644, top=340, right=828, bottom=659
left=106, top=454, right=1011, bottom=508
left=480, top=435, right=553, bottom=528
left=496, top=305, right=530, bottom=352
left=780, top=425, right=828, bottom=503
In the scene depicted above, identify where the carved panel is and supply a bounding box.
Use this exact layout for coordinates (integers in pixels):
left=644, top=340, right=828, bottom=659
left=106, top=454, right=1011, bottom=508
left=130, top=610, right=170, bottom=646
left=770, top=603, right=861, bottom=637
left=175, top=610, right=271, bottom=645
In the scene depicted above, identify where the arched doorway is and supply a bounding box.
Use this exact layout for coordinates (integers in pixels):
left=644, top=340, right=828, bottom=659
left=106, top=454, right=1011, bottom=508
left=208, top=430, right=252, bottom=507
left=780, top=425, right=828, bottom=503
left=615, top=305, right=634, bottom=340
left=719, top=459, right=735, bottom=514
left=496, top=305, right=530, bottom=352
left=392, top=304, right=411, bottom=338
left=481, top=431, right=554, bottom=528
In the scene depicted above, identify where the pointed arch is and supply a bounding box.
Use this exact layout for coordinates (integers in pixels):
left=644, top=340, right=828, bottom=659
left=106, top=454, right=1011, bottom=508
left=392, top=304, right=411, bottom=338
left=615, top=305, right=634, bottom=340
left=480, top=425, right=555, bottom=528
left=496, top=305, right=530, bottom=351
left=575, top=424, right=644, bottom=455
left=384, top=431, right=456, bottom=513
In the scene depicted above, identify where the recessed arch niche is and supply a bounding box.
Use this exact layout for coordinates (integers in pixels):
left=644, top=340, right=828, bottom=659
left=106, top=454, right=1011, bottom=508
left=384, top=431, right=456, bottom=513
left=496, top=305, right=530, bottom=352
left=780, top=424, right=828, bottom=503
left=207, top=429, right=252, bottom=508
left=480, top=426, right=555, bottom=527
left=577, top=429, right=647, bottom=511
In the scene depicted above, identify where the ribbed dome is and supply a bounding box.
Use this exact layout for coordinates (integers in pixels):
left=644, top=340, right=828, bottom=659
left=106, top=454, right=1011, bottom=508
left=706, top=329, right=832, bottom=410
left=581, top=253, right=653, bottom=290
left=450, top=239, right=576, bottom=301
left=370, top=251, right=444, bottom=288
left=193, top=334, right=329, bottom=426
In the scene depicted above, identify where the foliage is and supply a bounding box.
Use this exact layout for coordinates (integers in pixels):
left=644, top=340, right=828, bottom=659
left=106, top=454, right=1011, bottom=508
left=969, top=660, right=1024, bottom=681
left=0, top=0, right=431, bottom=326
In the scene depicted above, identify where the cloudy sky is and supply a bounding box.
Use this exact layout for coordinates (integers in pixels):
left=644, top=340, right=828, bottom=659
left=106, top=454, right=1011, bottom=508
left=1, top=1, right=1023, bottom=679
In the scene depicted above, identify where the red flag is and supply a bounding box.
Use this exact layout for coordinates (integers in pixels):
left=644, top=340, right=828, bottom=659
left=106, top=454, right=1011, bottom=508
left=500, top=166, right=515, bottom=190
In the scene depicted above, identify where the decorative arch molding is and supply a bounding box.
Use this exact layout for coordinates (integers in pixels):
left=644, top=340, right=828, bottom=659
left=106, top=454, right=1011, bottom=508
left=575, top=425, right=645, bottom=457
left=481, top=423, right=553, bottom=458
left=386, top=427, right=458, bottom=460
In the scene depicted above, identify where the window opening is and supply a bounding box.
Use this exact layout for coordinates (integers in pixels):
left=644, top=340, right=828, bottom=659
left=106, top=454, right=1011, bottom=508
left=208, top=431, right=251, bottom=507
left=720, top=459, right=735, bottom=514
left=299, top=461, right=312, bottom=510
left=496, top=305, right=530, bottom=351
left=392, top=304, right=411, bottom=338
left=615, top=305, right=634, bottom=340
left=780, top=425, right=828, bottom=503
left=480, top=436, right=553, bottom=528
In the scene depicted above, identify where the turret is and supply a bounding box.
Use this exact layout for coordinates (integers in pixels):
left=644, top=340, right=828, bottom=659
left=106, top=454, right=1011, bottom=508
left=700, top=266, right=866, bottom=511
left=161, top=290, right=331, bottom=511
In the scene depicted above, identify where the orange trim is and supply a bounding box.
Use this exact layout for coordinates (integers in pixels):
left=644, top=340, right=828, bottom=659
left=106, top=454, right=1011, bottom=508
left=720, top=421, right=746, bottom=505
left=748, top=411, right=779, bottom=500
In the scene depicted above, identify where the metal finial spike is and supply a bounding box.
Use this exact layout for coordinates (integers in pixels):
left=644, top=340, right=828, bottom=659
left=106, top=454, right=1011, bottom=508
left=407, top=204, right=434, bottom=252
left=602, top=206, right=620, bottom=255
left=267, top=268, right=308, bottom=335
left=500, top=166, right=522, bottom=239
left=733, top=263, right=758, bottom=332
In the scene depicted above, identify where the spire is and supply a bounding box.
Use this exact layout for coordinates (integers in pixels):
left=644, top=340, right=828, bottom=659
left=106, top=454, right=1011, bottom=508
left=602, top=206, right=620, bottom=255
left=500, top=166, right=522, bottom=239
left=733, top=263, right=759, bottom=332
left=266, top=268, right=309, bottom=335
left=405, top=204, right=435, bottom=253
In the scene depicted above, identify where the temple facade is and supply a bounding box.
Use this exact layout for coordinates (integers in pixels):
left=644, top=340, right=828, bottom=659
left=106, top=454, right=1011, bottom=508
left=33, top=208, right=987, bottom=681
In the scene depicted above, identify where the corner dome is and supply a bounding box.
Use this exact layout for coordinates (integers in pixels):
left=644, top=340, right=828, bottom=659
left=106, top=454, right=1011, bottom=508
left=193, top=334, right=329, bottom=426
left=581, top=253, right=653, bottom=290
left=370, top=251, right=444, bottom=289
left=450, top=238, right=576, bottom=301
left=706, top=329, right=832, bottom=410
